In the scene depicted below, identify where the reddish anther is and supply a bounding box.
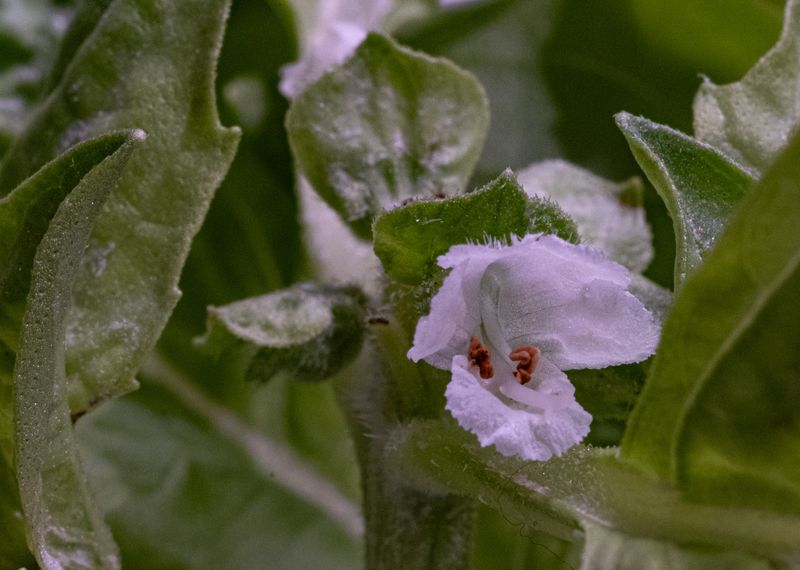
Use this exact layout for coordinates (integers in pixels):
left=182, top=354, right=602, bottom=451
left=509, top=345, right=540, bottom=385
left=468, top=336, right=494, bottom=379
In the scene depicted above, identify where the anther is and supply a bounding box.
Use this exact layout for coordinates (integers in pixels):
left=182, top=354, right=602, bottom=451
left=468, top=336, right=494, bottom=379
left=509, top=345, right=540, bottom=385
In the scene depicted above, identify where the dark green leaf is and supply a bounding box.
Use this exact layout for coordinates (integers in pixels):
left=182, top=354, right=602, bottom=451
left=694, top=0, right=800, bottom=175
left=14, top=130, right=142, bottom=569
left=0, top=0, right=241, bottom=417
left=373, top=170, right=577, bottom=285
left=616, top=112, right=753, bottom=286
left=195, top=283, right=368, bottom=384
left=569, top=363, right=646, bottom=423
left=621, top=128, right=800, bottom=513
left=286, top=32, right=489, bottom=238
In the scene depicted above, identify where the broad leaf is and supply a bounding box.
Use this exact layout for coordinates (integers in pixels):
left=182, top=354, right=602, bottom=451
left=14, top=131, right=142, bottom=569
left=286, top=32, right=489, bottom=238
left=373, top=170, right=577, bottom=285
left=0, top=131, right=139, bottom=461
left=581, top=523, right=772, bottom=570
left=195, top=283, right=368, bottom=384
left=569, top=363, right=646, bottom=423
left=694, top=0, right=800, bottom=175
left=0, top=0, right=241, bottom=416
left=621, top=128, right=800, bottom=513
left=76, top=374, right=362, bottom=570
left=616, top=113, right=752, bottom=286
left=517, top=159, right=653, bottom=272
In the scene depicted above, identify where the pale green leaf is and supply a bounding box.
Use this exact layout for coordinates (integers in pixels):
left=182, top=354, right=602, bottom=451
left=387, top=419, right=800, bottom=562
left=0, top=0, right=241, bottom=416
left=14, top=131, right=143, bottom=570
left=76, top=371, right=362, bottom=570
left=694, top=0, right=800, bottom=175
left=616, top=112, right=753, bottom=286
left=287, top=32, right=489, bottom=238
left=0, top=131, right=139, bottom=461
left=517, top=159, right=653, bottom=272
left=195, top=283, right=368, bottom=384
left=621, top=127, right=800, bottom=513
left=580, top=523, right=772, bottom=570
left=373, top=170, right=577, bottom=285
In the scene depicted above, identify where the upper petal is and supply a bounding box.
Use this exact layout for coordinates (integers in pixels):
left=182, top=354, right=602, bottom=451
left=480, top=235, right=659, bottom=369
left=445, top=355, right=591, bottom=461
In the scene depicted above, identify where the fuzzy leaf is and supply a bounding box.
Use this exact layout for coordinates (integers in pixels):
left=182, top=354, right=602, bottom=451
left=287, top=32, right=489, bottom=238
left=373, top=170, right=577, bottom=285
left=196, top=283, right=368, bottom=384
left=694, top=0, right=800, bottom=175
left=517, top=159, right=653, bottom=273
left=0, top=131, right=139, bottom=461
left=0, top=0, right=240, bottom=416
left=14, top=131, right=142, bottom=569
left=387, top=419, right=800, bottom=562
left=621, top=128, right=800, bottom=513
left=616, top=113, right=753, bottom=286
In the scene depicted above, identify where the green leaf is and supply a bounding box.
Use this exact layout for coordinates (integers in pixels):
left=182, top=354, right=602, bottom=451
left=373, top=170, right=577, bottom=285
left=517, top=159, right=653, bottom=272
left=286, top=32, right=489, bottom=238
left=0, top=0, right=241, bottom=416
left=616, top=112, right=753, bottom=286
left=581, top=523, right=772, bottom=570
left=76, top=363, right=362, bottom=570
left=14, top=130, right=142, bottom=570
left=621, top=128, right=800, bottom=513
left=0, top=451, right=34, bottom=568
left=694, top=0, right=800, bottom=175
left=195, top=283, right=368, bottom=384
left=0, top=130, right=139, bottom=462
left=387, top=419, right=800, bottom=562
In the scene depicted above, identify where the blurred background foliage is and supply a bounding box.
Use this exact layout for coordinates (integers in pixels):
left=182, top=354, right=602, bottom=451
left=0, top=0, right=785, bottom=567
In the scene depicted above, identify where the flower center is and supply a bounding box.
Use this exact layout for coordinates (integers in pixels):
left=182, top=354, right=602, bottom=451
left=509, top=346, right=540, bottom=385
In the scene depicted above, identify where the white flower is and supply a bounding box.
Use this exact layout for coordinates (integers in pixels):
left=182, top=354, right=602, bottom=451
left=408, top=234, right=660, bottom=461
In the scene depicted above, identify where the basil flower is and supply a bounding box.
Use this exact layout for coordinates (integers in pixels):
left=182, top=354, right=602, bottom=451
left=408, top=234, right=660, bottom=461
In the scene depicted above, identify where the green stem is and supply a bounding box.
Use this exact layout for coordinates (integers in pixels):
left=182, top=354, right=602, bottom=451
left=335, top=322, right=475, bottom=569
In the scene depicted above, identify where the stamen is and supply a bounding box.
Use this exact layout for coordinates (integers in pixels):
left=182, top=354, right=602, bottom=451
left=468, top=336, right=494, bottom=379
left=509, top=345, right=540, bottom=385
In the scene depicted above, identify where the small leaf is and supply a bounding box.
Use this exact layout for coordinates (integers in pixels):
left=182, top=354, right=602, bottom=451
left=286, top=32, right=489, bottom=238
left=694, top=0, right=800, bottom=175
left=621, top=127, right=800, bottom=514
left=518, top=159, right=653, bottom=272
left=195, top=283, right=368, bottom=384
left=14, top=131, right=142, bottom=569
left=580, top=523, right=772, bottom=570
left=373, top=170, right=577, bottom=285
left=0, top=0, right=241, bottom=416
left=616, top=112, right=753, bottom=286
left=0, top=131, right=139, bottom=462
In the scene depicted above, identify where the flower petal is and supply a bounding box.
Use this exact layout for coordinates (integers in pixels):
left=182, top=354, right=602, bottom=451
left=408, top=245, right=506, bottom=368
left=445, top=355, right=591, bottom=461
left=479, top=235, right=659, bottom=369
